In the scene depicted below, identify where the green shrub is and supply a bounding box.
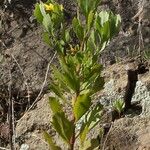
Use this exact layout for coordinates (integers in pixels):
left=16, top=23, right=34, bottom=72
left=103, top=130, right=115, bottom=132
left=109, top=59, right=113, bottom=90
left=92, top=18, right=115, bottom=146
left=34, top=0, right=121, bottom=149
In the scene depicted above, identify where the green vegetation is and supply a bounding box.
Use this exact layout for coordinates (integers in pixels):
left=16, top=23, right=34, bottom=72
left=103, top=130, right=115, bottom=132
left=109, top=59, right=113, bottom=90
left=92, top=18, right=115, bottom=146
left=34, top=0, right=121, bottom=149
left=113, top=99, right=125, bottom=118
left=143, top=49, right=150, bottom=60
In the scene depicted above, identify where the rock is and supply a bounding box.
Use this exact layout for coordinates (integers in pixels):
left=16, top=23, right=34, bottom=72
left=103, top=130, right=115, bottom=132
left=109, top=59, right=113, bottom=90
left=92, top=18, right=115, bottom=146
left=99, top=79, right=124, bottom=107
left=15, top=94, right=52, bottom=150
left=20, top=144, right=29, bottom=150
left=104, top=116, right=150, bottom=150
left=132, top=81, right=150, bottom=116
left=15, top=94, right=69, bottom=150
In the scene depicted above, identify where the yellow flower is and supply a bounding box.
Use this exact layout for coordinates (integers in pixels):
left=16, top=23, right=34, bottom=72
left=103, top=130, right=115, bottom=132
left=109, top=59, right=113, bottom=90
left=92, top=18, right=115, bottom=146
left=44, top=3, right=54, bottom=11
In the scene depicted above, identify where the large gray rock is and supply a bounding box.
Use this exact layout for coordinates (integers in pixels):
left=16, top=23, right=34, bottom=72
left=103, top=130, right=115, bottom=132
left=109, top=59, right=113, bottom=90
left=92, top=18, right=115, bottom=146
left=132, top=81, right=150, bottom=116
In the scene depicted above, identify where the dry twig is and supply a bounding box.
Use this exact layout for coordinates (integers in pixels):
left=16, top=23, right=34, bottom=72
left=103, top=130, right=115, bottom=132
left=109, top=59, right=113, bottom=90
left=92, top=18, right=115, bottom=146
left=0, top=147, right=10, bottom=150
left=8, top=69, right=15, bottom=150
left=27, top=52, right=57, bottom=110
left=11, top=54, right=31, bottom=106
left=102, top=123, right=113, bottom=150
left=20, top=52, right=57, bottom=120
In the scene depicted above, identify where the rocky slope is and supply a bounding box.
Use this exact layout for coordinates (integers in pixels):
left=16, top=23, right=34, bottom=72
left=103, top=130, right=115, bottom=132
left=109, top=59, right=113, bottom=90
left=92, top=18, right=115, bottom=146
left=0, top=0, right=150, bottom=149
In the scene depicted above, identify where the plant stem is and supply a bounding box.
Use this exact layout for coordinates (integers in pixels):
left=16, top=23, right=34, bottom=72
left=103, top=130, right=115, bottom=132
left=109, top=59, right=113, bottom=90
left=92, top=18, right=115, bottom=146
left=69, top=117, right=75, bottom=150
left=69, top=91, right=79, bottom=150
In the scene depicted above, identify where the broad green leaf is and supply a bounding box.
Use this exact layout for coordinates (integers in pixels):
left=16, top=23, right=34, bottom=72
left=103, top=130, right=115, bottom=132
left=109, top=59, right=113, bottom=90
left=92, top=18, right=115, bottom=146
left=99, top=11, right=109, bottom=26
left=95, top=11, right=121, bottom=43
left=80, top=125, right=89, bottom=145
left=85, top=104, right=103, bottom=128
left=39, top=2, right=47, bottom=17
left=95, top=11, right=110, bottom=43
left=52, top=112, right=74, bottom=144
left=62, top=29, right=70, bottom=43
left=34, top=3, right=43, bottom=23
left=109, top=13, right=121, bottom=39
left=52, top=66, right=71, bottom=92
left=101, top=21, right=110, bottom=42
left=77, top=0, right=89, bottom=17
left=59, top=58, right=74, bottom=75
left=49, top=84, right=66, bottom=101
left=42, top=14, right=52, bottom=33
left=54, top=61, right=80, bottom=93
left=92, top=0, right=101, bottom=9
left=63, top=72, right=80, bottom=93
left=75, top=51, right=84, bottom=64
left=77, top=0, right=101, bottom=19
left=87, top=31, right=96, bottom=51
left=87, top=11, right=94, bottom=31
left=73, top=92, right=91, bottom=121
left=85, top=64, right=103, bottom=81
left=79, top=104, right=103, bottom=145
left=65, top=30, right=70, bottom=42
left=72, top=18, right=84, bottom=41
left=79, top=138, right=100, bottom=150
left=94, top=30, right=101, bottom=48
left=52, top=13, right=63, bottom=29
left=49, top=97, right=63, bottom=114
left=43, top=131, right=62, bottom=150
left=55, top=42, right=64, bottom=55
left=42, top=32, right=51, bottom=46
left=88, top=0, right=101, bottom=17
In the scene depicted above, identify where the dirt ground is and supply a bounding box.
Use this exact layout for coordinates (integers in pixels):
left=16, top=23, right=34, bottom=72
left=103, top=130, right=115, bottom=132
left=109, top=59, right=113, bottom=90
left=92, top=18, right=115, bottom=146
left=0, top=0, right=150, bottom=149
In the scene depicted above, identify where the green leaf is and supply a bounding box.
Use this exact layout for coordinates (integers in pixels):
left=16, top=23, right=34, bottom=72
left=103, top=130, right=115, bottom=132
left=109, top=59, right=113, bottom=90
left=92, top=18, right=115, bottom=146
left=99, top=11, right=109, bottom=26
left=87, top=31, right=96, bottom=51
left=49, top=83, right=66, bottom=101
left=52, top=66, right=70, bottom=91
left=49, top=97, right=63, bottom=114
left=95, top=11, right=121, bottom=44
left=34, top=3, right=43, bottom=23
left=86, top=104, right=103, bottom=128
left=87, top=11, right=94, bottom=31
left=43, top=131, right=62, bottom=150
left=42, top=32, right=51, bottom=46
left=77, top=0, right=89, bottom=18
left=79, top=138, right=100, bottom=150
left=101, top=21, right=110, bottom=42
left=85, top=64, right=103, bottom=81
left=109, top=13, right=121, bottom=39
left=52, top=12, right=63, bottom=30
left=73, top=92, right=91, bottom=121
left=77, top=0, right=101, bottom=19
left=80, top=125, right=89, bottom=145
left=113, top=99, right=125, bottom=114
left=72, top=18, right=84, bottom=41
left=52, top=112, right=74, bottom=144
left=43, top=14, right=52, bottom=33
left=94, top=30, right=101, bottom=48
left=63, top=72, right=80, bottom=93
left=79, top=104, right=103, bottom=145
left=39, top=2, right=47, bottom=17
left=64, top=29, right=70, bottom=43
left=53, top=62, right=80, bottom=93
left=55, top=42, right=64, bottom=55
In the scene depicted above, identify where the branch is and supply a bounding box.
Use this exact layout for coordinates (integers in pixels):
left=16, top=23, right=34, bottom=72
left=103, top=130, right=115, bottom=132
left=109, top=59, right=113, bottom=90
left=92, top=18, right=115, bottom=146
left=20, top=52, right=57, bottom=119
